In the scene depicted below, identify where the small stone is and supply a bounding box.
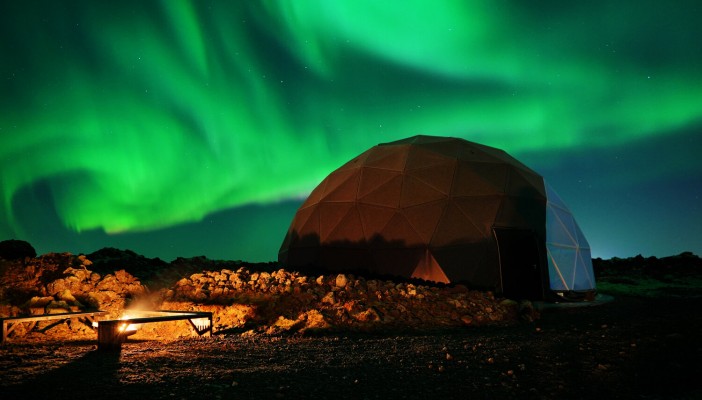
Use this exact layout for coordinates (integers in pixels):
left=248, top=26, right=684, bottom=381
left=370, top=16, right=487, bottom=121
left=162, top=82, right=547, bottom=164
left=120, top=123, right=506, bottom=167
left=438, top=365, right=445, bottom=373
left=335, top=274, right=348, bottom=288
left=322, top=292, right=335, bottom=305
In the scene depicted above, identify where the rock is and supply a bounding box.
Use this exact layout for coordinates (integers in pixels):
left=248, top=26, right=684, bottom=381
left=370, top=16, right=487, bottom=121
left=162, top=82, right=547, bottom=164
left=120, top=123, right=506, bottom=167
left=265, top=316, right=304, bottom=335
left=299, top=309, right=331, bottom=333
left=46, top=300, right=71, bottom=312
left=46, top=279, right=67, bottom=296
left=21, top=296, right=54, bottom=310
left=0, top=239, right=36, bottom=260
left=335, top=274, right=348, bottom=288
left=321, top=292, right=335, bottom=305
left=57, top=289, right=77, bottom=303
left=240, top=329, right=257, bottom=338
left=353, top=308, right=381, bottom=323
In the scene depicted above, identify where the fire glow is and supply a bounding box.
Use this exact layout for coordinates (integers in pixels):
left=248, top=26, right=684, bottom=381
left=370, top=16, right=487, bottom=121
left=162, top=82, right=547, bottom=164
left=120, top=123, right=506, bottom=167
left=93, top=313, right=140, bottom=334
left=117, top=314, right=139, bottom=334
left=95, top=309, right=213, bottom=351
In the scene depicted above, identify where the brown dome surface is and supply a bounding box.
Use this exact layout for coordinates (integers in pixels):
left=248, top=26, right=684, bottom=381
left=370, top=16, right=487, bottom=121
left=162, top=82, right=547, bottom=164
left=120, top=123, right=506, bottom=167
left=279, top=135, right=548, bottom=298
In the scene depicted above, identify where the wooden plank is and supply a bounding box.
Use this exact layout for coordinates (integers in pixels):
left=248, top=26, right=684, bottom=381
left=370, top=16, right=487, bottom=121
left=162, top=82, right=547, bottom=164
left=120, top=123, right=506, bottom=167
left=109, top=314, right=211, bottom=325
left=0, top=311, right=107, bottom=323
left=0, top=311, right=107, bottom=343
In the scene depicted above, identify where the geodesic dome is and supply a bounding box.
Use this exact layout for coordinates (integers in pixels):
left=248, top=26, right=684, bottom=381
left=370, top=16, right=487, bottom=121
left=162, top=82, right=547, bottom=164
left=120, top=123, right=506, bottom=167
left=545, top=183, right=596, bottom=293
left=279, top=135, right=595, bottom=300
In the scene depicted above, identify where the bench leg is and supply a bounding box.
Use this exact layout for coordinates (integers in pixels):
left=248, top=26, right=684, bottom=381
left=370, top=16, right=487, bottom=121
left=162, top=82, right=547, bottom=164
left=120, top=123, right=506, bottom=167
left=97, top=321, right=126, bottom=351
left=187, top=316, right=212, bottom=336
left=2, top=321, right=23, bottom=342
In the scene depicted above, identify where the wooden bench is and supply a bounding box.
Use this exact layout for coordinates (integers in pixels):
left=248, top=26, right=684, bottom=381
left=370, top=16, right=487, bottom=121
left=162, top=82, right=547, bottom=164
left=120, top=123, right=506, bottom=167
left=1, top=311, right=107, bottom=343
left=97, top=310, right=213, bottom=351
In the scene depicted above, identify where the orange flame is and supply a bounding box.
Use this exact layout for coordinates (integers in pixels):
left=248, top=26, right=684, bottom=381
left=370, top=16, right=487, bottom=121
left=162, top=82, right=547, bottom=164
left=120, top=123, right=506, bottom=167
left=118, top=313, right=139, bottom=333
left=93, top=313, right=140, bottom=332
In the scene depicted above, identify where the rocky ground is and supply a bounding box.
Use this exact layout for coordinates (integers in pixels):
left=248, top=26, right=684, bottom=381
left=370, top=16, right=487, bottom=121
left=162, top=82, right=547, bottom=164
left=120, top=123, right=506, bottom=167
left=1, top=245, right=701, bottom=399
left=0, top=250, right=524, bottom=340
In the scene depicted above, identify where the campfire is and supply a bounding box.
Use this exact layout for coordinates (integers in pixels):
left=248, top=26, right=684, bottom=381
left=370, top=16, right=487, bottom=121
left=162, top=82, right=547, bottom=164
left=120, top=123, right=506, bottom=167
left=93, top=313, right=140, bottom=335
left=118, top=318, right=140, bottom=334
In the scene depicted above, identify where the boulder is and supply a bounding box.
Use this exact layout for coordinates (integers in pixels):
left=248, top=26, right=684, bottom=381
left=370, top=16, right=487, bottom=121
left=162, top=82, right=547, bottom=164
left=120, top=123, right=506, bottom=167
left=0, top=239, right=36, bottom=260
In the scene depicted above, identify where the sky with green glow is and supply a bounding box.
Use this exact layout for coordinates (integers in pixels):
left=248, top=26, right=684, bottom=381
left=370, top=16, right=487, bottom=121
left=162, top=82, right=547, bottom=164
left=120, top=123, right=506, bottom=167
left=1, top=0, right=701, bottom=261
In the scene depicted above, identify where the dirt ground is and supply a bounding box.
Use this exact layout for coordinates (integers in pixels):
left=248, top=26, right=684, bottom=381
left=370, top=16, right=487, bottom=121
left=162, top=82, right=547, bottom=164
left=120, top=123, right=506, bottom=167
left=2, top=293, right=701, bottom=400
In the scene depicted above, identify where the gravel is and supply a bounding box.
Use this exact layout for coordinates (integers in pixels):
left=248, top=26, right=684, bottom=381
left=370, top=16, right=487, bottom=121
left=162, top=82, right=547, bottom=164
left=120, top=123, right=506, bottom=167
left=2, top=295, right=701, bottom=399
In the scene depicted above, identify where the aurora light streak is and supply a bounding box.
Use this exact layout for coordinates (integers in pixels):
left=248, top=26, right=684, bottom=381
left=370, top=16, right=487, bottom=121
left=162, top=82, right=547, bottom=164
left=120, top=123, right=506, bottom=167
left=1, top=1, right=701, bottom=261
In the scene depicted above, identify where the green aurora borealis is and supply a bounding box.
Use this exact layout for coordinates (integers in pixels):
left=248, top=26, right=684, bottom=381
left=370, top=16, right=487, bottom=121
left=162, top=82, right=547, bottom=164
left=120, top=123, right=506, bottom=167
left=1, top=1, right=701, bottom=260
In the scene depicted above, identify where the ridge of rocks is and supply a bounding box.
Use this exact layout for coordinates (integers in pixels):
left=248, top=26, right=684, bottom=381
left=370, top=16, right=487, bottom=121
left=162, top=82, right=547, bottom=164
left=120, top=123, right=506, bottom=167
left=0, top=250, right=530, bottom=341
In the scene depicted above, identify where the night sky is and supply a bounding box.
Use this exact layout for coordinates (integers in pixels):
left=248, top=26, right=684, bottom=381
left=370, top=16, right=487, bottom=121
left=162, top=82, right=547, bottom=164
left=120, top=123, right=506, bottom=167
left=1, top=1, right=701, bottom=262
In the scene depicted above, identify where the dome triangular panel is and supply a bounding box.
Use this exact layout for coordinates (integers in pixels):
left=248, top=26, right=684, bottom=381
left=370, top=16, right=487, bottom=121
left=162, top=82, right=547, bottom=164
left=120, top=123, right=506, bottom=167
left=505, top=167, right=543, bottom=198
left=325, top=205, right=365, bottom=245
left=405, top=146, right=454, bottom=170
left=358, top=204, right=396, bottom=242
left=431, top=203, right=483, bottom=247
left=358, top=174, right=403, bottom=208
left=321, top=169, right=360, bottom=202
left=400, top=175, right=448, bottom=207
left=296, top=206, right=321, bottom=245
left=403, top=201, right=446, bottom=243
left=364, top=145, right=409, bottom=171
left=405, top=161, right=456, bottom=195
left=358, top=168, right=400, bottom=199
left=319, top=203, right=355, bottom=243
left=301, top=177, right=328, bottom=209
left=379, top=212, right=425, bottom=247
left=411, top=251, right=450, bottom=283
left=452, top=162, right=507, bottom=196
left=452, top=196, right=502, bottom=236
